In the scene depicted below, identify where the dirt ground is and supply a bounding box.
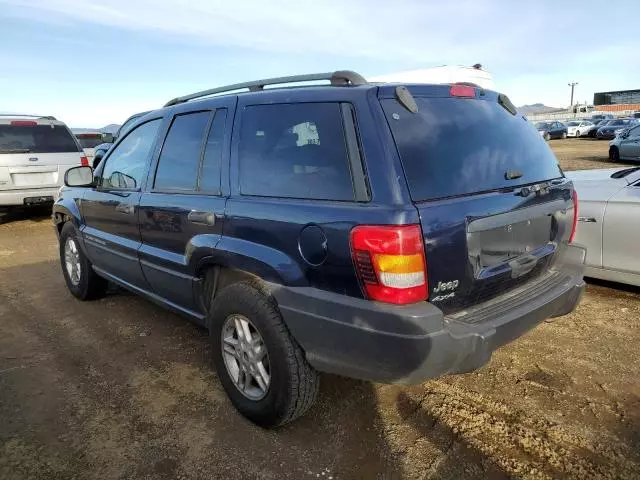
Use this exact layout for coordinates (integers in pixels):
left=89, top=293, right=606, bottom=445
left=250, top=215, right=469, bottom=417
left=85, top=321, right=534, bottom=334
left=0, top=139, right=638, bottom=480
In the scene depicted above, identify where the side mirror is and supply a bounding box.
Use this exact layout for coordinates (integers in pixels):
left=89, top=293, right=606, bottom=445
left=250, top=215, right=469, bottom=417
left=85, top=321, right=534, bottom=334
left=102, top=133, right=115, bottom=143
left=65, top=166, right=94, bottom=187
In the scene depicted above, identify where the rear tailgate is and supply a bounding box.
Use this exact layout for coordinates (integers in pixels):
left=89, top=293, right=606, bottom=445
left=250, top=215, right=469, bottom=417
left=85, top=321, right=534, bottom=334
left=0, top=123, right=84, bottom=191
left=380, top=85, right=575, bottom=315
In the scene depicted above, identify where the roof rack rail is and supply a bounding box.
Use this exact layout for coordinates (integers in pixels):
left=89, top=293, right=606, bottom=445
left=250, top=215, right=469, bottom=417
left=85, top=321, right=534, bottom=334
left=0, top=114, right=57, bottom=120
left=164, top=70, right=367, bottom=107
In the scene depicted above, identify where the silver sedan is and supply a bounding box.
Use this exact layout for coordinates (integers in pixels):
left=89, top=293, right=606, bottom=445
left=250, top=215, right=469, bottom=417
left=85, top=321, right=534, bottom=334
left=567, top=167, right=640, bottom=286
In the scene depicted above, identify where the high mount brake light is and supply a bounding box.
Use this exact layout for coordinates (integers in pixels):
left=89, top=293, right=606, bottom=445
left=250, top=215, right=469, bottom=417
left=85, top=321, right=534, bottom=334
left=450, top=85, right=476, bottom=98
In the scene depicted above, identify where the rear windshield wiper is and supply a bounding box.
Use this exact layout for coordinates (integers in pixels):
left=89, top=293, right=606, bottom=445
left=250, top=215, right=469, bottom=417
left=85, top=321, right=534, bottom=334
left=0, top=148, right=31, bottom=153
left=611, top=167, right=640, bottom=179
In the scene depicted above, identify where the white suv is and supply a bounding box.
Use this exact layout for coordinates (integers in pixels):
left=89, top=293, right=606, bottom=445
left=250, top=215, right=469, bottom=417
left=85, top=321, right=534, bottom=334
left=0, top=115, right=87, bottom=221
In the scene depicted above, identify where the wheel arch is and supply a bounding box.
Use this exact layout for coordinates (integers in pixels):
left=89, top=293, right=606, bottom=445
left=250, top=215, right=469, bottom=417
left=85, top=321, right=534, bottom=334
left=52, top=200, right=83, bottom=237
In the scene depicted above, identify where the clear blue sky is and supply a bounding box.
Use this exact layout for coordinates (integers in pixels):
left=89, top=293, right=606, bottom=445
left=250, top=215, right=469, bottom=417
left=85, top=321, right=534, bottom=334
left=1, top=0, right=637, bottom=128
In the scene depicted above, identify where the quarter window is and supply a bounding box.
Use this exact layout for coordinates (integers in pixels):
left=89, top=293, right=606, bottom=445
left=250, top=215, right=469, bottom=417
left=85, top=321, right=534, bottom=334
left=238, top=103, right=354, bottom=200
left=101, top=119, right=161, bottom=190
left=198, top=109, right=227, bottom=193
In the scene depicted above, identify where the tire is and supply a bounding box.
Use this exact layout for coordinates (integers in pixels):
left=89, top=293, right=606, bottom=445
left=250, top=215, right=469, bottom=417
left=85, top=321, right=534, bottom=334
left=92, top=154, right=103, bottom=169
left=575, top=130, right=580, bottom=138
left=59, top=222, right=108, bottom=300
left=0, top=208, right=11, bottom=225
left=609, top=147, right=620, bottom=163
left=209, top=282, right=319, bottom=428
left=561, top=131, right=567, bottom=139
left=544, top=132, right=551, bottom=141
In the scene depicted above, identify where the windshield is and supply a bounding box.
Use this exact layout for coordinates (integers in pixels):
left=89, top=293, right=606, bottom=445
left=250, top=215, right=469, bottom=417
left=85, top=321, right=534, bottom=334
left=76, top=135, right=103, bottom=148
left=0, top=124, right=80, bottom=153
left=609, top=120, right=629, bottom=126
left=567, top=121, right=580, bottom=126
left=382, top=95, right=563, bottom=201
left=535, top=122, right=550, bottom=130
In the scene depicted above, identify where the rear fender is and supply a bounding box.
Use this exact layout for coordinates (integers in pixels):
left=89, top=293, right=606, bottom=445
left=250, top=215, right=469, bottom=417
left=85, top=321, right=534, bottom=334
left=191, top=236, right=305, bottom=287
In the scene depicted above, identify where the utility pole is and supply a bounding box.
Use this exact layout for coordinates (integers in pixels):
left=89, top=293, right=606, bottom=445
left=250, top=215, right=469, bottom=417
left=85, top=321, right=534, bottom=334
left=568, top=82, right=578, bottom=108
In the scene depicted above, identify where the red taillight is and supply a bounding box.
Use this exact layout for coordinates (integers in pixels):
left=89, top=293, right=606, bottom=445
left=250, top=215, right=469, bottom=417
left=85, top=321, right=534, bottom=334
left=11, top=120, right=37, bottom=126
left=569, top=190, right=578, bottom=243
left=450, top=84, right=476, bottom=98
left=80, top=156, right=89, bottom=167
left=350, top=225, right=428, bottom=305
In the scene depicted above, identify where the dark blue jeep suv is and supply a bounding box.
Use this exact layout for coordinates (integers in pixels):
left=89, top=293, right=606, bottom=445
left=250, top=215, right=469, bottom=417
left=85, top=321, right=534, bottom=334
left=53, top=71, right=585, bottom=427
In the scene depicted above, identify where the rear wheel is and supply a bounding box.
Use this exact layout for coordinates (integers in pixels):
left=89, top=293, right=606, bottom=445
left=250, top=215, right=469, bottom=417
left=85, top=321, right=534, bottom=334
left=575, top=130, right=580, bottom=138
left=59, top=222, right=108, bottom=300
left=609, top=147, right=620, bottom=163
left=561, top=132, right=567, bottom=139
left=0, top=208, right=11, bottom=224
left=209, top=282, right=319, bottom=428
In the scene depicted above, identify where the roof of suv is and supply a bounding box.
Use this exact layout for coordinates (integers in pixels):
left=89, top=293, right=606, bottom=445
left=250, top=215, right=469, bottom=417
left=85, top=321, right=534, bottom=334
left=0, top=114, right=66, bottom=127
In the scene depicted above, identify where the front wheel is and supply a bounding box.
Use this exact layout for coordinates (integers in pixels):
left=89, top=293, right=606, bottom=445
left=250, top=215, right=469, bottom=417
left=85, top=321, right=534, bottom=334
left=209, top=282, right=319, bottom=428
left=59, top=222, right=108, bottom=300
left=544, top=132, right=551, bottom=141
left=609, top=147, right=620, bottom=163
left=575, top=130, right=580, bottom=137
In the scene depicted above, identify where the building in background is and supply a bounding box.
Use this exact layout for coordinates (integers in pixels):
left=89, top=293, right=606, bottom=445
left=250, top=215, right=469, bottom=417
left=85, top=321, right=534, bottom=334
left=593, top=89, right=640, bottom=112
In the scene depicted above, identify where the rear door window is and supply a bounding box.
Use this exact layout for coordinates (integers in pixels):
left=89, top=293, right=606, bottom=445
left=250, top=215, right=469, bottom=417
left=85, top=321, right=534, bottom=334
left=382, top=94, right=563, bottom=201
left=154, top=111, right=211, bottom=191
left=238, top=103, right=354, bottom=200
left=0, top=125, right=80, bottom=153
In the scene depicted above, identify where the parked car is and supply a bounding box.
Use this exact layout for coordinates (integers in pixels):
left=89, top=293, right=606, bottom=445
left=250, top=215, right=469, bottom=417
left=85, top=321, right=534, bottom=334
left=0, top=114, right=88, bottom=222
left=535, top=121, right=568, bottom=140
left=567, top=167, right=640, bottom=286
left=53, top=71, right=585, bottom=427
left=566, top=120, right=595, bottom=138
left=590, top=114, right=614, bottom=122
left=588, top=119, right=609, bottom=138
left=91, top=111, right=150, bottom=168
left=75, top=132, right=104, bottom=165
left=633, top=111, right=640, bottom=119
left=596, top=118, right=638, bottom=140
left=608, top=123, right=640, bottom=162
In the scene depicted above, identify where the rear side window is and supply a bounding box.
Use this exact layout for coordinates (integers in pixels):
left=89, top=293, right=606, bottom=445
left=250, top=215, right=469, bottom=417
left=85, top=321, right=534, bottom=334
left=0, top=125, right=80, bottom=154
left=382, top=95, right=563, bottom=201
left=154, top=111, right=211, bottom=191
left=238, top=103, right=354, bottom=200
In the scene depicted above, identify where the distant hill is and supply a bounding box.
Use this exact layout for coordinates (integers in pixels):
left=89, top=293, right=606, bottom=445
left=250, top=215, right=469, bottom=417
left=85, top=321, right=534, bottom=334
left=71, top=124, right=120, bottom=135
left=100, top=124, right=120, bottom=134
left=517, top=103, right=564, bottom=115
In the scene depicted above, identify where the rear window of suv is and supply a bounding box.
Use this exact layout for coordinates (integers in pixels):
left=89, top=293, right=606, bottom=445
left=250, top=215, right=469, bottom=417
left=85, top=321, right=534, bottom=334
left=0, top=125, right=80, bottom=154
left=382, top=94, right=563, bottom=201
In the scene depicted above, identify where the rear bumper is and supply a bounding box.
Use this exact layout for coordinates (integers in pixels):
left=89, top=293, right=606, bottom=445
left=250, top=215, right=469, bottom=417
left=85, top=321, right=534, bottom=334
left=271, top=244, right=586, bottom=384
left=0, top=187, right=60, bottom=207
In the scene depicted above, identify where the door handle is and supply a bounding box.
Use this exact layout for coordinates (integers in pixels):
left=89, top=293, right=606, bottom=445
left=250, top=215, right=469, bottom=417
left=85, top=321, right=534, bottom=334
left=188, top=210, right=216, bottom=226
left=115, top=203, right=134, bottom=215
